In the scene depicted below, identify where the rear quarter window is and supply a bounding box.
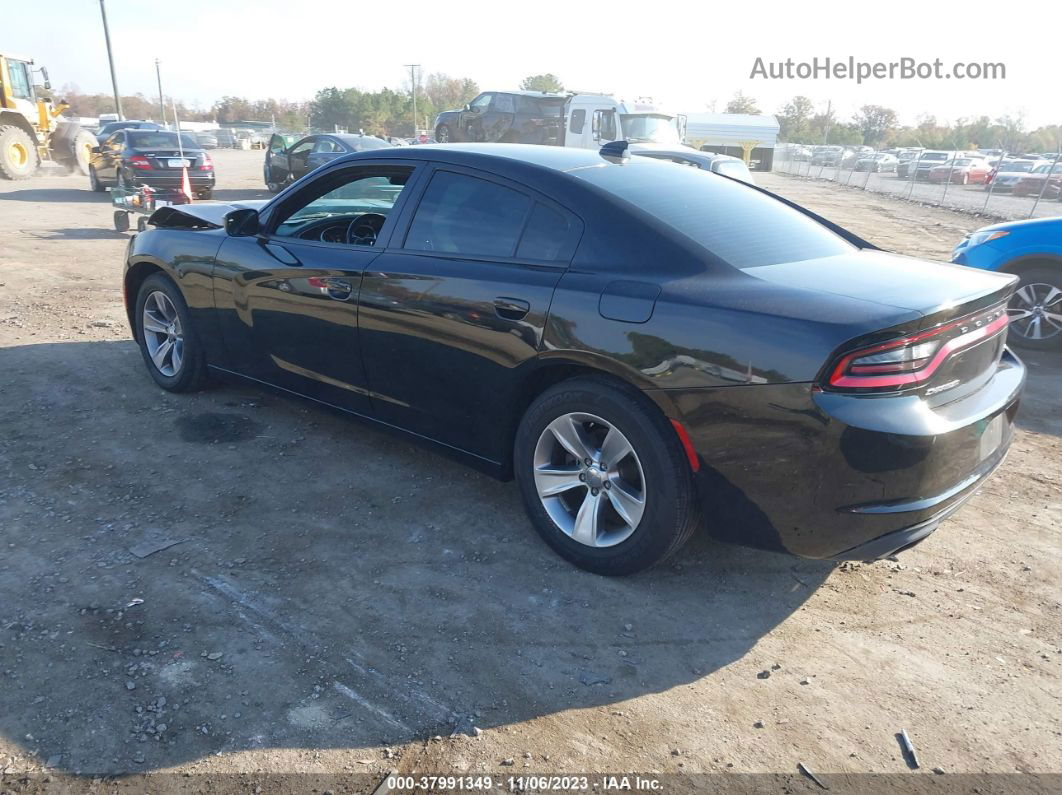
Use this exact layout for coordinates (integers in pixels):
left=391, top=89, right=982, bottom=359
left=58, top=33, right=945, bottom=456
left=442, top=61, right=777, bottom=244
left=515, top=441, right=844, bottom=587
left=574, top=162, right=854, bottom=269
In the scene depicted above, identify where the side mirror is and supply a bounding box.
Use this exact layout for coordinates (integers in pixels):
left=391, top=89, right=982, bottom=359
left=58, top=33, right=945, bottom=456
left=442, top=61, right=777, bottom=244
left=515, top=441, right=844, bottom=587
left=225, top=208, right=260, bottom=237
left=463, top=104, right=471, bottom=112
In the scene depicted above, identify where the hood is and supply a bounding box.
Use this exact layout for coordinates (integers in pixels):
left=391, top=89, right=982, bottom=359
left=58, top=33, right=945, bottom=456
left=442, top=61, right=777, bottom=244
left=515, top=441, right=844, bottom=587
left=149, top=200, right=267, bottom=229
left=973, top=216, right=1062, bottom=234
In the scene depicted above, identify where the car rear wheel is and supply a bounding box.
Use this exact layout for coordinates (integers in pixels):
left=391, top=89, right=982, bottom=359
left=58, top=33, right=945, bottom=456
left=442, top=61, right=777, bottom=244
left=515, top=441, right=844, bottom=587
left=134, top=274, right=209, bottom=392
left=514, top=377, right=700, bottom=575
left=88, top=165, right=105, bottom=192
left=1007, top=267, right=1062, bottom=350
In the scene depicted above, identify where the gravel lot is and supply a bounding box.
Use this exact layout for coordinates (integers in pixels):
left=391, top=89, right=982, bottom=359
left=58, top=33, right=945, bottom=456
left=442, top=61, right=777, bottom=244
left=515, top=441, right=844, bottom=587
left=0, top=152, right=1059, bottom=791
left=775, top=157, right=1062, bottom=221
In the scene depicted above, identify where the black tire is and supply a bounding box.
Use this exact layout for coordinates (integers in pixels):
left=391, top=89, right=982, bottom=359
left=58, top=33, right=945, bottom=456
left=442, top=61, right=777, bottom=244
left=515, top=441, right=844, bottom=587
left=113, top=210, right=129, bottom=232
left=1007, top=266, right=1062, bottom=351
left=0, top=125, right=39, bottom=179
left=136, top=216, right=148, bottom=232
left=88, top=165, right=105, bottom=192
left=435, top=124, right=451, bottom=143
left=57, top=129, right=96, bottom=176
left=197, top=188, right=213, bottom=200
left=514, top=376, right=700, bottom=576
left=134, top=273, right=209, bottom=392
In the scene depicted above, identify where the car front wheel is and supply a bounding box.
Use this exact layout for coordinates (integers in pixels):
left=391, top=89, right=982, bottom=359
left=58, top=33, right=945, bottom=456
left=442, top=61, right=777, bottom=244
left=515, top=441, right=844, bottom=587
left=435, top=124, right=451, bottom=143
left=135, top=274, right=209, bottom=391
left=514, top=377, right=700, bottom=575
left=1007, top=266, right=1062, bottom=350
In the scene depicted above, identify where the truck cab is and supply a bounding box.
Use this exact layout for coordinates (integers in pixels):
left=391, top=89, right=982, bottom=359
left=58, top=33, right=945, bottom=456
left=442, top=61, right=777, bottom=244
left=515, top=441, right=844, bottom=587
left=562, top=94, right=686, bottom=151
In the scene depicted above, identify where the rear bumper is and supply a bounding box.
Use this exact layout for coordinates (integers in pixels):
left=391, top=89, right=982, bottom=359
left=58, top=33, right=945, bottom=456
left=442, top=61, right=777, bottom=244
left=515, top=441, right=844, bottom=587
left=826, top=448, right=1007, bottom=560
left=128, top=172, right=215, bottom=189
left=668, top=348, right=1025, bottom=560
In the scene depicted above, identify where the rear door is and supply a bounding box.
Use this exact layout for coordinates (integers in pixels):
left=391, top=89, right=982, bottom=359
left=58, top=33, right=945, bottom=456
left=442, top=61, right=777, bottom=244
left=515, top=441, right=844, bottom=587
left=305, top=137, right=347, bottom=173
left=211, top=161, right=424, bottom=412
left=358, top=165, right=581, bottom=461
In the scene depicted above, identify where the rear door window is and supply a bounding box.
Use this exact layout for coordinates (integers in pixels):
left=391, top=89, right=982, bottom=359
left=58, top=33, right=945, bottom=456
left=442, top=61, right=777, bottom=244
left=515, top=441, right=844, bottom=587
left=516, top=203, right=571, bottom=261
left=405, top=171, right=531, bottom=258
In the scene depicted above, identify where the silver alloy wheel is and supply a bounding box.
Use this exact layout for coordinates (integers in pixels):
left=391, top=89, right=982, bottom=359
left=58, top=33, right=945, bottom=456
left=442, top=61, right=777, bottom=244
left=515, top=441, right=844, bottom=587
left=1009, top=283, right=1062, bottom=341
left=532, top=412, right=646, bottom=548
left=142, top=291, right=184, bottom=377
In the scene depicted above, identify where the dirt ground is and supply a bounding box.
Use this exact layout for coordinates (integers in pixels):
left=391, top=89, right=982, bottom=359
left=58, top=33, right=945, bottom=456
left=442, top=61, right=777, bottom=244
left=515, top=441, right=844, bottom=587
left=0, top=152, right=1059, bottom=792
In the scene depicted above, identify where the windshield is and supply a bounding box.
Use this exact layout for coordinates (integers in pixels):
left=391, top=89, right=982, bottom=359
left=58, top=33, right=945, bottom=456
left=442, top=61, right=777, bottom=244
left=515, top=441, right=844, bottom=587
left=998, top=161, right=1036, bottom=172
left=620, top=115, right=680, bottom=144
left=921, top=153, right=949, bottom=161
left=573, top=161, right=853, bottom=268
left=127, top=131, right=200, bottom=150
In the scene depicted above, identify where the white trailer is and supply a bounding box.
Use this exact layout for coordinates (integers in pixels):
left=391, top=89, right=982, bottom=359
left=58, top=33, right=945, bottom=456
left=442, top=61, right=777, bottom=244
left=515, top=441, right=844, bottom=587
left=681, top=113, right=779, bottom=171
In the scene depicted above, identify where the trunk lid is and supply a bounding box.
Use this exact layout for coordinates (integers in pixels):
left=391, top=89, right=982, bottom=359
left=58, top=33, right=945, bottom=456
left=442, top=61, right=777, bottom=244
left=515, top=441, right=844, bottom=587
left=749, top=250, right=1017, bottom=400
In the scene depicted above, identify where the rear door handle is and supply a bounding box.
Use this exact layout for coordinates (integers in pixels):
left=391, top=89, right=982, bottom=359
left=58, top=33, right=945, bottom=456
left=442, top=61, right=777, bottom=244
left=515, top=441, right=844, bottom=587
left=494, top=297, right=530, bottom=320
left=324, top=278, right=354, bottom=300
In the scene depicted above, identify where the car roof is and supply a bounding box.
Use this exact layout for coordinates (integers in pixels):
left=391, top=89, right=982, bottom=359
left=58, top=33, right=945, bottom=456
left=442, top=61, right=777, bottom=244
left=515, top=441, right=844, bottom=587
left=330, top=133, right=389, bottom=145
left=339, top=142, right=614, bottom=171
left=490, top=90, right=567, bottom=98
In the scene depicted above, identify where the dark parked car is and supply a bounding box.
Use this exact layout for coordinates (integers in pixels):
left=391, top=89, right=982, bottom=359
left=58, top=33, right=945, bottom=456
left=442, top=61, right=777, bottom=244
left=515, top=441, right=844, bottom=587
left=124, top=144, right=1023, bottom=575
left=93, top=120, right=161, bottom=143
left=629, top=145, right=755, bottom=184
left=433, top=91, right=566, bottom=145
left=88, top=129, right=215, bottom=198
left=263, top=133, right=391, bottom=192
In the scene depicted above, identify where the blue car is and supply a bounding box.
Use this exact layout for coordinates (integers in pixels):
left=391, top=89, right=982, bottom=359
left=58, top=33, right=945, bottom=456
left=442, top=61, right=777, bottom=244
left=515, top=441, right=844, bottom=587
left=952, top=217, right=1062, bottom=350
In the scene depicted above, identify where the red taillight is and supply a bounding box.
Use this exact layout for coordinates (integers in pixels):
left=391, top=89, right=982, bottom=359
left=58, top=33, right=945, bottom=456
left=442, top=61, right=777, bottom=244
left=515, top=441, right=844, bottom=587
left=827, top=304, right=1009, bottom=391
left=128, top=154, right=152, bottom=170
left=199, top=154, right=213, bottom=171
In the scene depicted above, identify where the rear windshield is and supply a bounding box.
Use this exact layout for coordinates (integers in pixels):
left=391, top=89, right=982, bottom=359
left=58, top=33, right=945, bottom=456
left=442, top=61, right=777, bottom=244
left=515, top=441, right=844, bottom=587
left=128, top=131, right=199, bottom=150
left=573, top=161, right=853, bottom=268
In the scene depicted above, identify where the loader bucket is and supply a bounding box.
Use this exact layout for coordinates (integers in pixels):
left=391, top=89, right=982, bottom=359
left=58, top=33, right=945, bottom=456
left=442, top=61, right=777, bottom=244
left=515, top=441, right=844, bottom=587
left=50, top=121, right=95, bottom=175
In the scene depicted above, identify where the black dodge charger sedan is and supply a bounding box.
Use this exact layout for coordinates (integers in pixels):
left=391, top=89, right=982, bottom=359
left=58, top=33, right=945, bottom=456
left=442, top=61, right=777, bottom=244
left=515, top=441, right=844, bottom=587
left=123, top=143, right=1024, bottom=575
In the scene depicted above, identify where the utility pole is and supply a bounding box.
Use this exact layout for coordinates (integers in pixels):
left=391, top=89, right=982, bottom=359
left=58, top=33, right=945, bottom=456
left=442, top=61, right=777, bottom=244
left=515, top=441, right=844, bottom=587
left=822, top=99, right=832, bottom=145
left=405, top=64, right=420, bottom=138
left=155, top=59, right=166, bottom=127
left=98, top=0, right=123, bottom=119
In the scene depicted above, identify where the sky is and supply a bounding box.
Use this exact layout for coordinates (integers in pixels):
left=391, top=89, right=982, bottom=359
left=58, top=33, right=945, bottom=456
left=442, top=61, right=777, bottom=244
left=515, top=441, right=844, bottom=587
left=9, top=0, right=1057, bottom=129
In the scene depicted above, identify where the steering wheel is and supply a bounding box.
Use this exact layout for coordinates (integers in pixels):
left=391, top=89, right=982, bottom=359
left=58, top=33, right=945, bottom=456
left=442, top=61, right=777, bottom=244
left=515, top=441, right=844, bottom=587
left=347, top=213, right=387, bottom=246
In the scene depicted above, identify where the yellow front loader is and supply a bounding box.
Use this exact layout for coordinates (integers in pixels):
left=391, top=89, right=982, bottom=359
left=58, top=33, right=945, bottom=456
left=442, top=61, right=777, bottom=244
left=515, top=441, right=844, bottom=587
left=0, top=52, right=96, bottom=179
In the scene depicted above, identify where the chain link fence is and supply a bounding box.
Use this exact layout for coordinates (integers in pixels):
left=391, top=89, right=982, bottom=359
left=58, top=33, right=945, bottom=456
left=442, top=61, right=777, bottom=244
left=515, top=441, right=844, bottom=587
left=774, top=144, right=1062, bottom=220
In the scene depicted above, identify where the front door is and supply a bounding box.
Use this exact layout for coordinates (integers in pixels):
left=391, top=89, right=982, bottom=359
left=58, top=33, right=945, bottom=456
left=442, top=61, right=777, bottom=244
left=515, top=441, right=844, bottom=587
left=211, top=162, right=423, bottom=413
left=358, top=166, right=580, bottom=462
left=460, top=93, right=494, bottom=141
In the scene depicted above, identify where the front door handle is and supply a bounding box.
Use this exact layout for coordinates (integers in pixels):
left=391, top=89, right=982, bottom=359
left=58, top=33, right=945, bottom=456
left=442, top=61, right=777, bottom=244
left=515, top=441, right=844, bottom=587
left=494, top=297, right=530, bottom=320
